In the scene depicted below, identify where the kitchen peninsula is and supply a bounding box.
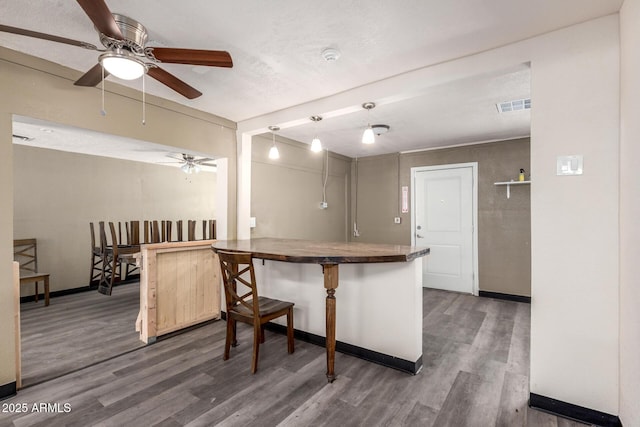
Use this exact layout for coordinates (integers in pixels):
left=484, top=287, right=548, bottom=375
left=211, top=238, right=430, bottom=382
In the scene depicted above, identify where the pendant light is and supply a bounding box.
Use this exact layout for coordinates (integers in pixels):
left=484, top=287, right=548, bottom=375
left=310, top=115, right=323, bottom=152
left=361, top=102, right=376, bottom=144
left=268, top=126, right=280, bottom=159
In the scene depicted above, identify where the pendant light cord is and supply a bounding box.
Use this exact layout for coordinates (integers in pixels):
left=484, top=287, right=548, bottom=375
left=353, top=157, right=359, bottom=237
left=397, top=153, right=401, bottom=217
left=322, top=149, right=329, bottom=203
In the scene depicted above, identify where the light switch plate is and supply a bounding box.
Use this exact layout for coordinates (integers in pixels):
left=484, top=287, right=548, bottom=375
left=249, top=217, right=256, bottom=228
left=557, top=155, right=583, bottom=176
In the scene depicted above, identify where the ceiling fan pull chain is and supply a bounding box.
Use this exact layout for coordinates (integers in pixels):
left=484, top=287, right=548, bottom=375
left=100, top=64, right=106, bottom=116
left=142, top=72, right=146, bottom=125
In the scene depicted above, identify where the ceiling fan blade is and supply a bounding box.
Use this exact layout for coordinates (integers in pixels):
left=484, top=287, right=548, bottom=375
left=165, top=153, right=187, bottom=161
left=146, top=47, right=233, bottom=68
left=75, top=0, right=123, bottom=40
left=194, top=158, right=215, bottom=164
left=74, top=64, right=108, bottom=87
left=147, top=67, right=202, bottom=99
left=0, top=24, right=98, bottom=50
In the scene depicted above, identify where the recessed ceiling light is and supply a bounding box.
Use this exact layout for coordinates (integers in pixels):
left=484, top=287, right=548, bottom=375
left=39, top=128, right=54, bottom=133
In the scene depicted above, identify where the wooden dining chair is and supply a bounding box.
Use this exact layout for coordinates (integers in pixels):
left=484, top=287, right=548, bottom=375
left=97, top=222, right=140, bottom=296
left=89, top=222, right=103, bottom=287
left=13, top=238, right=50, bottom=306
left=217, top=250, right=295, bottom=373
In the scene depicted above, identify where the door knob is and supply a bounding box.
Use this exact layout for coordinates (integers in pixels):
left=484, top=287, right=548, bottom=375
left=416, top=234, right=424, bottom=239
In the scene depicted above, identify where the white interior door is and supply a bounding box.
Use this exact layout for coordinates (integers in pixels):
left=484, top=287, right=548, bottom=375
left=412, top=164, right=477, bottom=294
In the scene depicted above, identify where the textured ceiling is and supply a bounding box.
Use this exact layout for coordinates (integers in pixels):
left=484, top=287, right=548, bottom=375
left=1, top=1, right=623, bottom=158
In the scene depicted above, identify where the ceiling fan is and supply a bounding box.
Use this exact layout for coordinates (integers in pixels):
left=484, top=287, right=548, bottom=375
left=163, top=153, right=217, bottom=174
left=0, top=0, right=233, bottom=99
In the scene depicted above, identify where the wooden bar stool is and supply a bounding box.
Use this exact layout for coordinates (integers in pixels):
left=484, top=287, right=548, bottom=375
left=217, top=250, right=295, bottom=373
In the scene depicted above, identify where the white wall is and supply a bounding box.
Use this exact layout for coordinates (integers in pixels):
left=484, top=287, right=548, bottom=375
left=256, top=259, right=423, bottom=362
left=529, top=16, right=620, bottom=414
left=619, top=0, right=640, bottom=424
left=239, top=14, right=625, bottom=416
left=13, top=144, right=217, bottom=292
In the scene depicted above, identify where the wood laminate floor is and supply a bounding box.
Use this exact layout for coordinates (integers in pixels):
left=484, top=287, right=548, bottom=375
left=19, top=283, right=144, bottom=387
left=2, top=287, right=588, bottom=427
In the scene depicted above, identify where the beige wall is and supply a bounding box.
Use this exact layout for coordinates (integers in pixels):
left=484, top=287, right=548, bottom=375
left=251, top=134, right=350, bottom=241
left=0, top=47, right=237, bottom=392
left=0, top=112, right=16, bottom=393
left=619, top=0, right=640, bottom=425
left=352, top=138, right=531, bottom=297
left=13, top=145, right=217, bottom=292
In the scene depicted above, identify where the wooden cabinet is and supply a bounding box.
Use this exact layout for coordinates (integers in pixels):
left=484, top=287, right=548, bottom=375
left=137, top=240, right=220, bottom=343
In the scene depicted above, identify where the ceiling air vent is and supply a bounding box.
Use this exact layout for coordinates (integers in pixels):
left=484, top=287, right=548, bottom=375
left=496, top=98, right=531, bottom=113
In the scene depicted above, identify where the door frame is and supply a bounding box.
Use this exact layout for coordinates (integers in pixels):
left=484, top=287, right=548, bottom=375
left=410, top=162, right=479, bottom=296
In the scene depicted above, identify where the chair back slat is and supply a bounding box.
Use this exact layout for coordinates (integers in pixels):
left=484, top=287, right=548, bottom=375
left=151, top=220, right=161, bottom=243
left=217, top=251, right=259, bottom=316
left=209, top=220, right=217, bottom=240
left=130, top=221, right=140, bottom=245
left=13, top=238, right=39, bottom=274
left=98, top=221, right=108, bottom=253
left=143, top=220, right=150, bottom=244
left=90, top=222, right=98, bottom=250
left=188, top=220, right=196, bottom=241
left=176, top=220, right=183, bottom=241
left=108, top=222, right=120, bottom=258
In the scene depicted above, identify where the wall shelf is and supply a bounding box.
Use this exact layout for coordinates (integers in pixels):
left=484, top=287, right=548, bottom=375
left=494, top=180, right=531, bottom=199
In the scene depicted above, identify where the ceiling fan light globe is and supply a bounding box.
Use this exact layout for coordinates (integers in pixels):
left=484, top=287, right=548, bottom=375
left=310, top=137, right=323, bottom=152
left=362, top=127, right=375, bottom=144
left=99, top=51, right=145, bottom=80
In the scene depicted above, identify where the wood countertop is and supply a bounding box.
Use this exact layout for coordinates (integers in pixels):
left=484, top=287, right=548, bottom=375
left=211, top=237, right=429, bottom=264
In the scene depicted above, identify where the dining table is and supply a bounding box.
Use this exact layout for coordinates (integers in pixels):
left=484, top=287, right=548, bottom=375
left=211, top=237, right=430, bottom=382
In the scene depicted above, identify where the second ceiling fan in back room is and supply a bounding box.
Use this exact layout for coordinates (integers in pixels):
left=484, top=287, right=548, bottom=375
left=161, top=153, right=217, bottom=174
left=0, top=0, right=233, bottom=99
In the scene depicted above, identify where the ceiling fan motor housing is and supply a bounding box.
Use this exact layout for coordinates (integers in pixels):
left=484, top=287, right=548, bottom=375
left=99, top=14, right=148, bottom=54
